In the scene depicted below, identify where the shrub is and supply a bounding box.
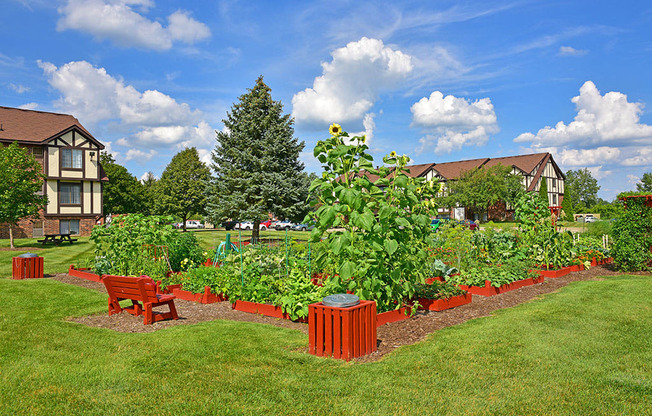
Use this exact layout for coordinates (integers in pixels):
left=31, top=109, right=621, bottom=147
left=611, top=197, right=652, bottom=271
left=168, top=232, right=203, bottom=272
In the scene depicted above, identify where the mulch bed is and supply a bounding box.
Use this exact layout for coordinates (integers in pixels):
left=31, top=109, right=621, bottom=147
left=51, top=265, right=649, bottom=361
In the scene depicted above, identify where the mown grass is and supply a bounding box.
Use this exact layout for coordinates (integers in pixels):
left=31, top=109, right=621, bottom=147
left=1, top=274, right=651, bottom=415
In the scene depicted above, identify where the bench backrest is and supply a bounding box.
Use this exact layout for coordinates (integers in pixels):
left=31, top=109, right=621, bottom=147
left=102, top=275, right=157, bottom=302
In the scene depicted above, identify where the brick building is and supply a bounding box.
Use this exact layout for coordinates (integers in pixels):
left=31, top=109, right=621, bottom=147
left=0, top=106, right=108, bottom=238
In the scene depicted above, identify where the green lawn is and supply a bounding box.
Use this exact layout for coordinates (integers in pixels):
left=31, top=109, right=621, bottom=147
left=1, top=274, right=651, bottom=415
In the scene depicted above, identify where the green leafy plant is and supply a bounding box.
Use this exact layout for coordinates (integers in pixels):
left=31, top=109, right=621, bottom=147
left=611, top=196, right=652, bottom=271
left=307, top=125, right=439, bottom=313
left=413, top=281, right=466, bottom=300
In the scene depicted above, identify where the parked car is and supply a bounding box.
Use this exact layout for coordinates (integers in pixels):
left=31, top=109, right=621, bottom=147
left=584, top=215, right=598, bottom=223
left=261, top=220, right=272, bottom=228
left=274, top=220, right=294, bottom=230
left=235, top=221, right=268, bottom=230
left=292, top=223, right=315, bottom=231
left=174, top=220, right=205, bottom=229
left=221, top=220, right=239, bottom=230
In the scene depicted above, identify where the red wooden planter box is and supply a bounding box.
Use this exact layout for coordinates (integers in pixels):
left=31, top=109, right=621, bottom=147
left=458, top=276, right=540, bottom=297
left=425, top=276, right=445, bottom=284
left=537, top=266, right=572, bottom=278
left=171, top=286, right=226, bottom=304
left=232, top=300, right=307, bottom=322
left=68, top=265, right=101, bottom=282
left=376, top=307, right=412, bottom=326
left=417, top=293, right=472, bottom=311
left=13, top=257, right=44, bottom=280
left=308, top=300, right=377, bottom=361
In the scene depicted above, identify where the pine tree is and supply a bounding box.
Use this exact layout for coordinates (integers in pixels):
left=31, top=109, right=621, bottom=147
left=538, top=177, right=549, bottom=208
left=157, top=148, right=211, bottom=232
left=207, top=76, right=309, bottom=242
left=561, top=184, right=574, bottom=221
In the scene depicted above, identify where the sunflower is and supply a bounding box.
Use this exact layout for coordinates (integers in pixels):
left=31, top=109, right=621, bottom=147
left=389, top=151, right=397, bottom=158
left=416, top=187, right=422, bottom=193
left=329, top=123, right=342, bottom=136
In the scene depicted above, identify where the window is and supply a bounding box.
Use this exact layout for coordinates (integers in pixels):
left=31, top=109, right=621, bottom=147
left=62, top=148, right=83, bottom=169
left=552, top=194, right=558, bottom=205
left=59, top=219, right=80, bottom=235
left=32, top=147, right=43, bottom=157
left=552, top=178, right=557, bottom=189
left=60, top=183, right=81, bottom=205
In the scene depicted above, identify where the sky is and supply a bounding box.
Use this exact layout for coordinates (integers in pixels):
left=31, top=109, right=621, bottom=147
left=2, top=0, right=651, bottom=201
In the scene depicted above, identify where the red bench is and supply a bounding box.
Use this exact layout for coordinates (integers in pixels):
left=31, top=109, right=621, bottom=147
left=101, top=275, right=179, bottom=325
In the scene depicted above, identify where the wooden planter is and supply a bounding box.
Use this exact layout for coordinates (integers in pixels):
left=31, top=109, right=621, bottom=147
left=458, top=276, right=540, bottom=297
left=376, top=307, right=412, bottom=326
left=13, top=257, right=44, bottom=280
left=308, top=300, right=376, bottom=361
left=417, top=293, right=472, bottom=311
left=68, top=265, right=101, bottom=282
left=537, top=266, right=572, bottom=278
left=232, top=300, right=307, bottom=322
left=171, top=286, right=226, bottom=304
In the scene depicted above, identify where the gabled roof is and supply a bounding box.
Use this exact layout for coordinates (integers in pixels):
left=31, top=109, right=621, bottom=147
left=430, top=157, right=489, bottom=180
left=482, top=153, right=549, bottom=175
left=0, top=106, right=103, bottom=149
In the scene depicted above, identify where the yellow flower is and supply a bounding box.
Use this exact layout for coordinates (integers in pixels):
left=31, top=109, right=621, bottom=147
left=329, top=123, right=342, bottom=136
left=416, top=187, right=422, bottom=193
left=360, top=135, right=366, bottom=143
left=389, top=151, right=397, bottom=158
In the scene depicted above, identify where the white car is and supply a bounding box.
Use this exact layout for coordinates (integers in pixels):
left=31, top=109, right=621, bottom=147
left=185, top=220, right=204, bottom=229
left=235, top=221, right=267, bottom=230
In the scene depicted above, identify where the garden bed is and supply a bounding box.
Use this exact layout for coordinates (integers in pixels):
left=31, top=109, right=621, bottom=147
left=171, top=285, right=226, bottom=304
left=417, top=293, right=473, bottom=311
left=68, top=265, right=102, bottom=282
left=458, top=276, right=543, bottom=297
left=232, top=300, right=307, bottom=323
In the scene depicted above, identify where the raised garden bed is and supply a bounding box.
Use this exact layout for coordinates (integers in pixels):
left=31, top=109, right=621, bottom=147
left=376, top=307, right=412, bottom=326
left=172, top=286, right=226, bottom=304
left=458, top=276, right=543, bottom=297
left=417, top=293, right=472, bottom=311
left=537, top=266, right=572, bottom=279
left=232, top=300, right=307, bottom=323
left=68, top=265, right=102, bottom=282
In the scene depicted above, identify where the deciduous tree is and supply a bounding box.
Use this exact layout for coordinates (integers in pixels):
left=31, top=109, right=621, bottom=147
left=637, top=172, right=652, bottom=193
left=100, top=152, right=143, bottom=218
left=207, top=76, right=309, bottom=241
left=157, top=147, right=210, bottom=232
left=0, top=142, right=48, bottom=248
left=565, top=168, right=600, bottom=209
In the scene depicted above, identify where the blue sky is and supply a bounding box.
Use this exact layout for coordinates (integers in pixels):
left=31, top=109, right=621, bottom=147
left=2, top=0, right=651, bottom=200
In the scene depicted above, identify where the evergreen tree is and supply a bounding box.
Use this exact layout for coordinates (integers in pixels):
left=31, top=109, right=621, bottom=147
left=100, top=152, right=144, bottom=218
left=207, top=76, right=309, bottom=241
left=140, top=171, right=159, bottom=215
left=157, top=148, right=210, bottom=232
left=561, top=184, right=574, bottom=221
left=0, top=142, right=48, bottom=248
left=538, top=177, right=549, bottom=207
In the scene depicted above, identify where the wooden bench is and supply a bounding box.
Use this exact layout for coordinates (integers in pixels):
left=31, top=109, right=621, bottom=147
left=101, top=275, right=179, bottom=325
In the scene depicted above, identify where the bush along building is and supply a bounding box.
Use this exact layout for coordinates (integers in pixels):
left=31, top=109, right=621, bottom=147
left=0, top=106, right=107, bottom=238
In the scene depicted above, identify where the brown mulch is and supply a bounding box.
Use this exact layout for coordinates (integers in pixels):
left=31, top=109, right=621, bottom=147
left=51, top=265, right=649, bottom=361
left=51, top=274, right=307, bottom=334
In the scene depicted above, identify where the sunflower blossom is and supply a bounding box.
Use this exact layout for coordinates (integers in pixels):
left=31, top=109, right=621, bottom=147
left=329, top=123, right=342, bottom=136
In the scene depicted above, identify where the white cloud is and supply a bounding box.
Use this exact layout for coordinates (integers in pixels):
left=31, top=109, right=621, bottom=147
left=627, top=174, right=641, bottom=185
left=292, top=37, right=413, bottom=126
left=586, top=166, right=612, bottom=180
left=18, top=102, right=38, bottom=110
left=559, top=46, right=588, bottom=56
left=57, top=0, right=210, bottom=51
left=125, top=148, right=157, bottom=162
left=347, top=113, right=376, bottom=144
left=622, top=148, right=652, bottom=166
left=515, top=81, right=652, bottom=148
left=554, top=146, right=621, bottom=166
left=411, top=91, right=499, bottom=154
left=9, top=83, right=30, bottom=93
left=39, top=60, right=215, bottom=158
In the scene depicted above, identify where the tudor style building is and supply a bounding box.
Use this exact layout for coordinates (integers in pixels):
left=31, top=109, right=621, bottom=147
left=0, top=106, right=108, bottom=238
left=400, top=153, right=565, bottom=221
